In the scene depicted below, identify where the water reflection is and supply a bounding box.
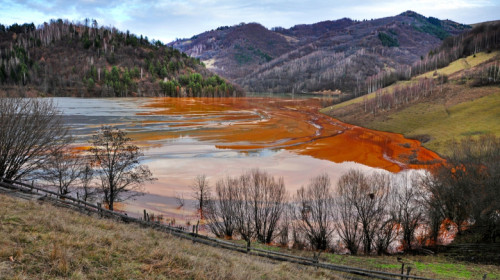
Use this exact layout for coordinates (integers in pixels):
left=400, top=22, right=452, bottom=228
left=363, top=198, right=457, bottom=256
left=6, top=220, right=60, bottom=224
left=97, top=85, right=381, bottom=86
left=55, top=96, right=441, bottom=222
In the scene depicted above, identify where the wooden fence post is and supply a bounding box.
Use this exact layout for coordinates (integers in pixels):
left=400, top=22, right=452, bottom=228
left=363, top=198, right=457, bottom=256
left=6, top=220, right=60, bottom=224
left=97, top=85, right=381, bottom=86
left=400, top=263, right=405, bottom=280
left=97, top=203, right=102, bottom=217
left=406, top=266, right=412, bottom=280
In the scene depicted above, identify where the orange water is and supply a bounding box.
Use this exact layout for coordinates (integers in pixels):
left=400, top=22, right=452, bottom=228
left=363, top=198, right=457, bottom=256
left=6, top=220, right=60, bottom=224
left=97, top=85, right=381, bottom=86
left=138, top=97, right=441, bottom=173
left=67, top=97, right=442, bottom=223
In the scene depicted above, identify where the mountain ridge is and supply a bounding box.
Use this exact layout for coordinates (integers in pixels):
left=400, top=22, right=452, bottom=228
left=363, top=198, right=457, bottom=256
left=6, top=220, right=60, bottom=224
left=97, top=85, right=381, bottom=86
left=170, top=11, right=470, bottom=95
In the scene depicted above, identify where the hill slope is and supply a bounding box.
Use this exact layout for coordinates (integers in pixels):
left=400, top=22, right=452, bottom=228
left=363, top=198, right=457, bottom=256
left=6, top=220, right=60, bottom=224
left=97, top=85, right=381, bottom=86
left=321, top=22, right=500, bottom=155
left=170, top=11, right=469, bottom=94
left=0, top=20, right=243, bottom=97
left=0, top=193, right=337, bottom=279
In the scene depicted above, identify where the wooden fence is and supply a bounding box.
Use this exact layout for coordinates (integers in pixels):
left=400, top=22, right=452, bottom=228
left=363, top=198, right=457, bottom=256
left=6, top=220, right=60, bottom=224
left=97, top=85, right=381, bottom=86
left=0, top=177, right=437, bottom=280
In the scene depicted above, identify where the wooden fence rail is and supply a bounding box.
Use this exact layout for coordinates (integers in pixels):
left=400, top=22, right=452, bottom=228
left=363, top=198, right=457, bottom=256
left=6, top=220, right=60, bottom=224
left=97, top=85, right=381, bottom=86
left=0, top=177, right=436, bottom=280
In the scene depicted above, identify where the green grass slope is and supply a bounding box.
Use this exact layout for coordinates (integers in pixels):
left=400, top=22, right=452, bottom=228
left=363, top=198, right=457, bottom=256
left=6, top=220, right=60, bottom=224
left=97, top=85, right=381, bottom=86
left=364, top=88, right=500, bottom=154
left=322, top=51, right=500, bottom=155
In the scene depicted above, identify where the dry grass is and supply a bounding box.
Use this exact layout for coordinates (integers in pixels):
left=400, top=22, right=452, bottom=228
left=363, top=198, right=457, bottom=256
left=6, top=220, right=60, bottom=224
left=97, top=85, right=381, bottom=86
left=416, top=51, right=500, bottom=79
left=321, top=51, right=500, bottom=113
left=0, top=194, right=338, bottom=280
left=2, top=194, right=499, bottom=279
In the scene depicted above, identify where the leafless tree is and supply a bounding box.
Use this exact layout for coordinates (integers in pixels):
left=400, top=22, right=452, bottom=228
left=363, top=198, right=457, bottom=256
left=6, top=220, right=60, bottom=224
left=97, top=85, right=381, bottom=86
left=41, top=148, right=82, bottom=195
left=335, top=176, right=361, bottom=254
left=0, top=98, right=68, bottom=181
left=174, top=192, right=185, bottom=209
left=373, top=184, right=401, bottom=255
left=77, top=162, right=97, bottom=202
left=293, top=174, right=335, bottom=250
left=233, top=174, right=255, bottom=247
left=191, top=174, right=211, bottom=218
left=277, top=203, right=293, bottom=247
left=391, top=172, right=426, bottom=252
left=336, top=170, right=391, bottom=254
left=204, top=176, right=238, bottom=238
left=89, top=126, right=156, bottom=211
left=246, top=169, right=287, bottom=244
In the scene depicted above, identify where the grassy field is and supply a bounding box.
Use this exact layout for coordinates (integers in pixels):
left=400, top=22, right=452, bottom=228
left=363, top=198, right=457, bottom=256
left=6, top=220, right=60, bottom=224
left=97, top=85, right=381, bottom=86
left=322, top=51, right=500, bottom=156
left=0, top=194, right=337, bottom=280
left=416, top=51, right=500, bottom=79
left=321, top=51, right=500, bottom=112
left=230, top=240, right=500, bottom=280
left=2, top=194, right=499, bottom=280
left=364, top=89, right=500, bottom=154
left=2, top=194, right=500, bottom=279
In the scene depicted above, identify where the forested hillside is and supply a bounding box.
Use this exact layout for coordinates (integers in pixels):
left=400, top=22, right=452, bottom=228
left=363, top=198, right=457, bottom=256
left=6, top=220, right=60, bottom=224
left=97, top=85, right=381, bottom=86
left=0, top=19, right=243, bottom=97
left=170, top=11, right=469, bottom=96
left=322, top=22, right=500, bottom=155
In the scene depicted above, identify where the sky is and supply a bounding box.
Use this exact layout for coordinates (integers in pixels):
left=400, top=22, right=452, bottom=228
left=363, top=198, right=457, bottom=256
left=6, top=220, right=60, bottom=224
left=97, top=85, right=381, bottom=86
left=1, top=0, right=499, bottom=43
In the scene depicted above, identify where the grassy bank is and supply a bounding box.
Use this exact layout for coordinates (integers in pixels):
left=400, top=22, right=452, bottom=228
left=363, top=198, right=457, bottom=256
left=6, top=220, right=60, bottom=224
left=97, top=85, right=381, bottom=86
left=0, top=194, right=336, bottom=280
left=1, top=193, right=500, bottom=279
left=322, top=51, right=500, bottom=156
left=362, top=87, right=500, bottom=154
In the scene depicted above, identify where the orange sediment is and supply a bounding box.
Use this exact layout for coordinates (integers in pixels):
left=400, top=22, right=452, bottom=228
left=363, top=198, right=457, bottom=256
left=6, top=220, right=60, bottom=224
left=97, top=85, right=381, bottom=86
left=137, top=97, right=443, bottom=172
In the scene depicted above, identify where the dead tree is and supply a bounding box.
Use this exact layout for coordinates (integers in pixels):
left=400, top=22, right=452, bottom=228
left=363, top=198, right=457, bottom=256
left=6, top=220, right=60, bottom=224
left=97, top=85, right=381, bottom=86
left=0, top=98, right=68, bottom=181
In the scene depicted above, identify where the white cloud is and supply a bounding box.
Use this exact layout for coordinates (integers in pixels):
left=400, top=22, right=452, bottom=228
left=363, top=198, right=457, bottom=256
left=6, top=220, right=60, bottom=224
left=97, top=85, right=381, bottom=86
left=1, top=0, right=498, bottom=42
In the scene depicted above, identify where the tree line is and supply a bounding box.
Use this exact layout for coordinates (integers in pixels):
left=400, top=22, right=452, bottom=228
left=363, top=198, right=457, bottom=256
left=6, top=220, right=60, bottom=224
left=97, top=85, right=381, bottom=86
left=363, top=76, right=444, bottom=115
left=0, top=19, right=243, bottom=97
left=363, top=22, right=500, bottom=96
left=193, top=138, right=499, bottom=253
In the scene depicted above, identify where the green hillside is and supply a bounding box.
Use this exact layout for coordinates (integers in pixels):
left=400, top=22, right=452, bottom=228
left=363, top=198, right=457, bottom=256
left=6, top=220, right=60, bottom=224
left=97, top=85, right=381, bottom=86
left=322, top=50, right=500, bottom=155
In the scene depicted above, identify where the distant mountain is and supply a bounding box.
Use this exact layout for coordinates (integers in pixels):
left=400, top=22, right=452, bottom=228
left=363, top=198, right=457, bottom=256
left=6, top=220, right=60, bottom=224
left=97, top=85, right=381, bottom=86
left=170, top=11, right=470, bottom=95
left=0, top=20, right=243, bottom=97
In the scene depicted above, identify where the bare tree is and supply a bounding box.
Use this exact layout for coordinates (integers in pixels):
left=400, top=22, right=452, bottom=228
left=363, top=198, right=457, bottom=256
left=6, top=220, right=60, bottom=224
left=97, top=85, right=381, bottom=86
left=336, top=170, right=391, bottom=254
left=277, top=203, right=293, bottom=247
left=191, top=174, right=211, bottom=219
left=174, top=192, right=185, bottom=209
left=204, top=176, right=238, bottom=238
left=234, top=174, right=255, bottom=247
left=293, top=174, right=335, bottom=250
left=41, top=148, right=82, bottom=195
left=77, top=163, right=97, bottom=202
left=335, top=175, right=361, bottom=255
left=373, top=184, right=401, bottom=255
left=89, top=126, right=156, bottom=211
left=392, top=172, right=426, bottom=252
left=247, top=169, right=287, bottom=244
left=0, top=98, right=68, bottom=181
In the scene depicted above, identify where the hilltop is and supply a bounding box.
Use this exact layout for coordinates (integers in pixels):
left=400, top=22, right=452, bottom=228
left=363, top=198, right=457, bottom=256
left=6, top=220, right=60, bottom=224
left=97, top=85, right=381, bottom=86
left=170, top=11, right=469, bottom=94
left=0, top=20, right=243, bottom=97
left=321, top=22, right=500, bottom=155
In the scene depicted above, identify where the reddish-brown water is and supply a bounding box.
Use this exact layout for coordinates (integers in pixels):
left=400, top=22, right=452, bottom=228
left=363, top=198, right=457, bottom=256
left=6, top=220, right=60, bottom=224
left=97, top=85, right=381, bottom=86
left=58, top=97, right=442, bottom=224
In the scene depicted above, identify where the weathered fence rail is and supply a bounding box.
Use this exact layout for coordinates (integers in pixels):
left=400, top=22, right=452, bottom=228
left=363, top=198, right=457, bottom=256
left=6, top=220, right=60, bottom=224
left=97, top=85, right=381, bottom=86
left=0, top=177, right=436, bottom=280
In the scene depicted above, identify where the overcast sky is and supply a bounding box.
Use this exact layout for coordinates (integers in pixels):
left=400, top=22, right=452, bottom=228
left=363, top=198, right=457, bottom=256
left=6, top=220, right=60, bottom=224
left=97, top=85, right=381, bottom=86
left=1, top=0, right=499, bottom=43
